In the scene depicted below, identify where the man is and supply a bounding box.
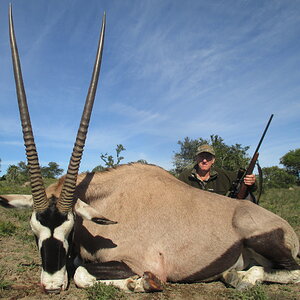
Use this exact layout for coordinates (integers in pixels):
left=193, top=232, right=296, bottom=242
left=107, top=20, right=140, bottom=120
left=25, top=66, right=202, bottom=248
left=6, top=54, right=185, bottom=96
left=178, top=144, right=256, bottom=197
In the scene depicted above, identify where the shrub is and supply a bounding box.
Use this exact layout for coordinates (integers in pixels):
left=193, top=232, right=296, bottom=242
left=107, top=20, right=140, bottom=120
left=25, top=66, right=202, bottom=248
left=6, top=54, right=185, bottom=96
left=85, top=282, right=125, bottom=300
left=262, top=166, right=296, bottom=189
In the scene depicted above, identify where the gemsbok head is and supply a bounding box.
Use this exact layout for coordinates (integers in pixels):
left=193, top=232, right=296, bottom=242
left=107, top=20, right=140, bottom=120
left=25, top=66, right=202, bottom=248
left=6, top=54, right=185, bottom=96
left=9, top=5, right=115, bottom=293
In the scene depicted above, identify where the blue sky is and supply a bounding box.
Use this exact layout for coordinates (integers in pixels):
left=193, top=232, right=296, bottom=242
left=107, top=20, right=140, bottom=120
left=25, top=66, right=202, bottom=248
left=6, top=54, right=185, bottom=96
left=0, top=0, right=299, bottom=174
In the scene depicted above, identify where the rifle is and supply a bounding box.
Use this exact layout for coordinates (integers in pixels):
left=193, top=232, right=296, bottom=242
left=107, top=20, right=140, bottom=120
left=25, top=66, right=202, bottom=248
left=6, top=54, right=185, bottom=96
left=229, top=114, right=274, bottom=201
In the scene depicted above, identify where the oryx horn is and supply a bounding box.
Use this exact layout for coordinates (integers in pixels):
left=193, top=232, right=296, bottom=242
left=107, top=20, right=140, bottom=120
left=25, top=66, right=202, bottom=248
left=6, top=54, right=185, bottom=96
left=57, top=13, right=106, bottom=213
left=9, top=5, right=49, bottom=212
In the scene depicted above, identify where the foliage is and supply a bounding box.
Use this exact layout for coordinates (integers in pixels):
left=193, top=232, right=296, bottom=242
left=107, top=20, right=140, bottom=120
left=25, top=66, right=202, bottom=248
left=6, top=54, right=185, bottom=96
left=280, top=148, right=300, bottom=182
left=5, top=165, right=20, bottom=183
left=4, top=161, right=63, bottom=184
left=259, top=186, right=300, bottom=229
left=85, top=282, right=125, bottom=300
left=0, top=180, right=31, bottom=194
left=92, top=165, right=107, bottom=172
left=262, top=166, right=297, bottom=189
left=94, top=145, right=149, bottom=171
left=228, top=284, right=268, bottom=300
left=41, top=162, right=63, bottom=178
left=8, top=209, right=31, bottom=222
left=0, top=221, right=17, bottom=237
left=0, top=278, right=11, bottom=291
left=172, top=135, right=250, bottom=175
left=135, top=159, right=148, bottom=164
left=0, top=267, right=11, bottom=291
left=6, top=161, right=29, bottom=184
left=0, top=178, right=56, bottom=195
left=93, top=144, right=126, bottom=171
left=0, top=204, right=35, bottom=249
left=101, top=144, right=126, bottom=167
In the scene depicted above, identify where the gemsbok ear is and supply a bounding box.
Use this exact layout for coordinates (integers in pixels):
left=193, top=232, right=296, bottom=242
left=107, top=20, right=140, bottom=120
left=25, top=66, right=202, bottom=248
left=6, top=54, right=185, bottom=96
left=0, top=194, right=33, bottom=208
left=74, top=198, right=117, bottom=225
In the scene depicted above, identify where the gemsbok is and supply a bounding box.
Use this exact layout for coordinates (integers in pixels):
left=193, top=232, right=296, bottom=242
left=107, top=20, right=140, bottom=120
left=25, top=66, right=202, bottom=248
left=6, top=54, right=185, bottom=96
left=1, top=5, right=299, bottom=294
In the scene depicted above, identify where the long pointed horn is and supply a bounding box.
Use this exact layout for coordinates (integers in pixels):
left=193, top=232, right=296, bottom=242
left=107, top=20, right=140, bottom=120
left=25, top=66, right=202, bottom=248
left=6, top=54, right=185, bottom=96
left=57, top=13, right=106, bottom=213
left=9, top=5, right=48, bottom=212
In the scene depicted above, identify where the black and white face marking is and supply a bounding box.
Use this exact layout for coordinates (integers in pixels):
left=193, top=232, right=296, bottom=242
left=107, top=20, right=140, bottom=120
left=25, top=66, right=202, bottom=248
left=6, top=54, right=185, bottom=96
left=30, top=199, right=75, bottom=293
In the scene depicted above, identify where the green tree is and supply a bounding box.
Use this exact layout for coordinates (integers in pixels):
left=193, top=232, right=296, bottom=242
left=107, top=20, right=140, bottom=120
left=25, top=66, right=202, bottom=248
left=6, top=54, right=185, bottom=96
left=17, top=161, right=29, bottom=178
left=262, top=166, right=296, bottom=189
left=280, top=148, right=300, bottom=183
left=136, top=159, right=148, bottom=164
left=5, top=161, right=63, bottom=183
left=92, top=144, right=126, bottom=171
left=41, top=162, right=64, bottom=178
left=5, top=165, right=20, bottom=183
left=5, top=161, right=29, bottom=184
left=172, top=135, right=250, bottom=175
left=92, top=165, right=107, bottom=172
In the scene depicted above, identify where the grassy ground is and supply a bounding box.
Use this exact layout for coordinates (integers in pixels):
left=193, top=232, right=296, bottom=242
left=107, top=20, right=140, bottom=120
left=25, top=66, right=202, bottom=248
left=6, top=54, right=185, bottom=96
left=0, top=182, right=299, bottom=300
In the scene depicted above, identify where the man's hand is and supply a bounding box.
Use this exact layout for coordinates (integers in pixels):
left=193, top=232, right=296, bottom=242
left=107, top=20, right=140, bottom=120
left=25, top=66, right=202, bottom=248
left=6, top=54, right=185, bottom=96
left=244, top=174, right=256, bottom=186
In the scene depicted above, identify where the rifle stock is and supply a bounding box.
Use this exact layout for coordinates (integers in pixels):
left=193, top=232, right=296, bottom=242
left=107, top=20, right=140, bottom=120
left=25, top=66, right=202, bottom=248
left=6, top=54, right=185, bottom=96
left=236, top=152, right=259, bottom=199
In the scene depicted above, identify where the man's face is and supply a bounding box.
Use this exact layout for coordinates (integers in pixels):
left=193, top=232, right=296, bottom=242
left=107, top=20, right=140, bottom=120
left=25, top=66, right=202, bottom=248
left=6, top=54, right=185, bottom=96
left=196, top=152, right=215, bottom=172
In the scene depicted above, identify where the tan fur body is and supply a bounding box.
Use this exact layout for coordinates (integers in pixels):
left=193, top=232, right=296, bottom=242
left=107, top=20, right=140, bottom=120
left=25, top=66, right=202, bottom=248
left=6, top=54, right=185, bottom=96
left=46, top=163, right=299, bottom=283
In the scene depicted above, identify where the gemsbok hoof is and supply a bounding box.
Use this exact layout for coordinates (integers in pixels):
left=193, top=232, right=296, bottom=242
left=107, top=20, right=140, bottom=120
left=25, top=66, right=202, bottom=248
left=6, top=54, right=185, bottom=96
left=142, top=272, right=163, bottom=292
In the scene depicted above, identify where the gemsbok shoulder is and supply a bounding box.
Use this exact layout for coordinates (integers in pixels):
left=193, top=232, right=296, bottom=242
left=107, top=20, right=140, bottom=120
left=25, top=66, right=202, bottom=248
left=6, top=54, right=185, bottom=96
left=1, top=5, right=299, bottom=295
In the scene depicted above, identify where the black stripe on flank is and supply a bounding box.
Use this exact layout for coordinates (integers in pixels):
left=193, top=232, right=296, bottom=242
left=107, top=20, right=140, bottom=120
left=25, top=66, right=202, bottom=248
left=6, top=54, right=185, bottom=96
left=182, top=241, right=243, bottom=283
left=83, top=261, right=136, bottom=280
left=182, top=229, right=299, bottom=283
left=244, top=228, right=300, bottom=270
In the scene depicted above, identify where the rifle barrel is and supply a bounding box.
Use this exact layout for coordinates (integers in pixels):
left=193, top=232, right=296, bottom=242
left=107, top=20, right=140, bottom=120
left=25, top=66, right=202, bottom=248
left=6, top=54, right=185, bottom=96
left=253, top=114, right=274, bottom=154
left=235, top=114, right=274, bottom=201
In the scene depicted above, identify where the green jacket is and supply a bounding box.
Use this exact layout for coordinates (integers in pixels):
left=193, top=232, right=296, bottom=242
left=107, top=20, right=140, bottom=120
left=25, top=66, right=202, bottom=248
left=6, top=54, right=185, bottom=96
left=178, top=164, right=253, bottom=196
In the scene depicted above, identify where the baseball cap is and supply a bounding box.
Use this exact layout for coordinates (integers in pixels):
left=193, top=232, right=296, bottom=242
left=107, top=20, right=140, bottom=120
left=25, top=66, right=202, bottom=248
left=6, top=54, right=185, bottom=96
left=195, top=144, right=215, bottom=156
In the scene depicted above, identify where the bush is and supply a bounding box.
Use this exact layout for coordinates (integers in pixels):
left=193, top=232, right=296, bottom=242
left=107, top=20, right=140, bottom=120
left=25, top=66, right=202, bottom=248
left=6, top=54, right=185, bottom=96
left=85, top=282, right=125, bottom=300
left=280, top=148, right=300, bottom=183
left=262, top=166, right=296, bottom=189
